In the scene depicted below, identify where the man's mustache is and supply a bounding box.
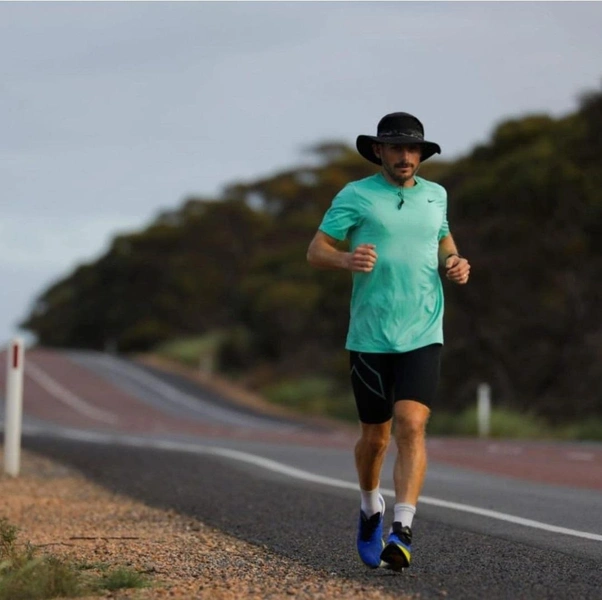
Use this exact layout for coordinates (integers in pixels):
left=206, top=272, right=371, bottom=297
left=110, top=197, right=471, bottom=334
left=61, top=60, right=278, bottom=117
left=394, top=162, right=413, bottom=168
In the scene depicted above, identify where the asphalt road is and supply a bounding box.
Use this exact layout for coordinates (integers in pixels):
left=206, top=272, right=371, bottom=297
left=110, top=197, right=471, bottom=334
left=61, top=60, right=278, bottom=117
left=2, top=348, right=602, bottom=599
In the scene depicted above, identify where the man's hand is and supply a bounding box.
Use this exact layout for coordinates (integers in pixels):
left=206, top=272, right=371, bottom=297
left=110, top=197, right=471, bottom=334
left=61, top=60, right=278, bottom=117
left=346, top=244, right=378, bottom=272
left=445, top=254, right=470, bottom=284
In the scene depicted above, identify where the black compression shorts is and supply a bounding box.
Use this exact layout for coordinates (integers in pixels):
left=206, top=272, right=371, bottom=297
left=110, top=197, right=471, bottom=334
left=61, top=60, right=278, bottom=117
left=349, top=344, right=442, bottom=424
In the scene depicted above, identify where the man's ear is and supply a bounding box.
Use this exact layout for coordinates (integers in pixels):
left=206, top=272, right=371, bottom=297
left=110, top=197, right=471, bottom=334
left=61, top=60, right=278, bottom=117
left=372, top=143, right=381, bottom=160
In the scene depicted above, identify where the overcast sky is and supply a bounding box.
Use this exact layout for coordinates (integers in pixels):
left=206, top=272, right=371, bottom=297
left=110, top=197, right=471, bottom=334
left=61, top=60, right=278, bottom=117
left=2, top=1, right=601, bottom=348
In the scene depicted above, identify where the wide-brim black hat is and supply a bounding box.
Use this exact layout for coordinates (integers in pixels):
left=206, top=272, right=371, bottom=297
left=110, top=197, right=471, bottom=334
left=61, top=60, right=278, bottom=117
left=356, top=112, right=441, bottom=165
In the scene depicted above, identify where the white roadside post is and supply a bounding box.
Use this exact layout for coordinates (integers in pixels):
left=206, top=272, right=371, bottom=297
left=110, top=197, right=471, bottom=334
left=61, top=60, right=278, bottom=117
left=477, top=382, right=491, bottom=438
left=4, top=337, right=24, bottom=476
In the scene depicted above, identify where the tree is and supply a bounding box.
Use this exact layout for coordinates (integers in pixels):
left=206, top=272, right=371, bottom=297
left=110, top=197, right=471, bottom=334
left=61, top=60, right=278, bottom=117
left=22, top=85, right=602, bottom=421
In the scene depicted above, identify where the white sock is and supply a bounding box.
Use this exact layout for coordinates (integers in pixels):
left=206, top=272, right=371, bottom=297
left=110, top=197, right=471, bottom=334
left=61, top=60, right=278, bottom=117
left=394, top=503, right=416, bottom=528
left=360, top=488, right=383, bottom=517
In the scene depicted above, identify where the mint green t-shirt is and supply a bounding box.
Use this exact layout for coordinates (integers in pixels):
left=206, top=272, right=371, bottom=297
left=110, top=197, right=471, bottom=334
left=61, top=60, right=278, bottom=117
left=319, top=173, right=450, bottom=353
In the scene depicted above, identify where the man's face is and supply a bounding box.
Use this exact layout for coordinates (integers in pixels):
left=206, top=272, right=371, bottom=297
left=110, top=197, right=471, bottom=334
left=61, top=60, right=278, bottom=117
left=373, top=143, right=422, bottom=186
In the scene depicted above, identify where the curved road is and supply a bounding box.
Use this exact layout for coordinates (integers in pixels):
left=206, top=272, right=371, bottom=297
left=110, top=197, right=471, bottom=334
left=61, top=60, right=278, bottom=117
left=1, top=347, right=601, bottom=599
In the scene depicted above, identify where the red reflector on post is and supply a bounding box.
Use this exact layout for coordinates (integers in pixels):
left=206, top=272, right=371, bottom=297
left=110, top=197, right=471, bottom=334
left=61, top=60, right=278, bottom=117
left=12, top=344, right=19, bottom=369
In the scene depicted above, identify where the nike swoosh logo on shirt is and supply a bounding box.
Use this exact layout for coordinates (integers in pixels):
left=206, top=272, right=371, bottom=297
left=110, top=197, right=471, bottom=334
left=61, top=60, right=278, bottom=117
left=427, top=199, right=435, bottom=203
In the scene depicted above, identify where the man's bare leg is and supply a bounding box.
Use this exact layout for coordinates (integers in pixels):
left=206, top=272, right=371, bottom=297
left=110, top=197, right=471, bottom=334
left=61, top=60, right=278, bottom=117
left=355, top=419, right=391, bottom=567
left=355, top=420, right=392, bottom=494
left=380, top=400, right=430, bottom=570
left=392, top=400, right=430, bottom=506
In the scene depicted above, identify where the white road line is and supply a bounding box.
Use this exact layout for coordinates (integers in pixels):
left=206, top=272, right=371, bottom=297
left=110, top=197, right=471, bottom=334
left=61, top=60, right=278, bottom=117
left=25, top=425, right=602, bottom=543
left=78, top=353, right=294, bottom=431
left=25, top=362, right=120, bottom=425
left=417, top=496, right=602, bottom=541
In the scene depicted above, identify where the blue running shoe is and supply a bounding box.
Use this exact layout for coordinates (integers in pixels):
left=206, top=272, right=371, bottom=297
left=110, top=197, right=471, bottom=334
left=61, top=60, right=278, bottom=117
left=380, top=522, right=412, bottom=571
left=357, top=495, right=385, bottom=568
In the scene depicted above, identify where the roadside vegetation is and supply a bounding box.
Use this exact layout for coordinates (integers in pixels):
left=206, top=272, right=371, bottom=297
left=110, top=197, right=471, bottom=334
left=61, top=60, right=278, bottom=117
left=0, top=518, right=149, bottom=600
left=428, top=407, right=602, bottom=441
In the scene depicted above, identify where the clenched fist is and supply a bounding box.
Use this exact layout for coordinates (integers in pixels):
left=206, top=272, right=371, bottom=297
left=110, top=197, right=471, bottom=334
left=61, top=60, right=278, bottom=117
left=445, top=254, right=470, bottom=285
left=346, top=244, right=378, bottom=273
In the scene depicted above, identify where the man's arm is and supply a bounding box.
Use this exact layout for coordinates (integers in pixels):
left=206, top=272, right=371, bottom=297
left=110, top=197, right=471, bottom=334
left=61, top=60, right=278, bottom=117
left=307, top=231, right=377, bottom=273
left=438, top=233, right=460, bottom=267
left=438, top=233, right=470, bottom=285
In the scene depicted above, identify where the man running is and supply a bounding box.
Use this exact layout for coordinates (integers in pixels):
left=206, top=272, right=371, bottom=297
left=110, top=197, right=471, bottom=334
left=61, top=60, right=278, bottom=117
left=306, top=112, right=470, bottom=570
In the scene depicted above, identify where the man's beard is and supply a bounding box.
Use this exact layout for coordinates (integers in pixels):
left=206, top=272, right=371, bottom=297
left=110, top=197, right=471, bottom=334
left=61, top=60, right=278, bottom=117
left=383, top=160, right=418, bottom=186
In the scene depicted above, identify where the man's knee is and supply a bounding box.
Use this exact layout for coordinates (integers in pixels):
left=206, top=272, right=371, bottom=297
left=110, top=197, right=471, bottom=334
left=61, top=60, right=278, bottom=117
left=393, top=401, right=430, bottom=441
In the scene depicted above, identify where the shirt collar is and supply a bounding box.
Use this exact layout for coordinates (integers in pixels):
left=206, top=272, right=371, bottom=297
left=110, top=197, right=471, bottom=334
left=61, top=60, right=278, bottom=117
left=376, top=172, right=421, bottom=190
